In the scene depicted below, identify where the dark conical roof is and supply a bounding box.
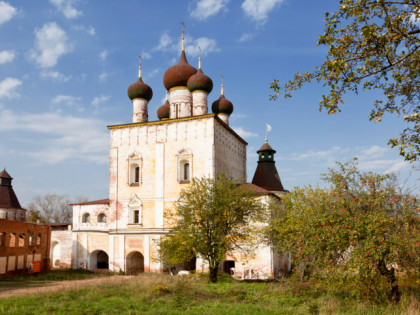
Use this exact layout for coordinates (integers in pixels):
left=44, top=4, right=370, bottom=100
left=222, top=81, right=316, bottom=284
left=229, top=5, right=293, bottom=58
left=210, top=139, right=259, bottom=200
left=163, top=50, right=197, bottom=90
left=252, top=142, right=287, bottom=192
left=0, top=170, right=22, bottom=209
left=127, top=77, right=153, bottom=101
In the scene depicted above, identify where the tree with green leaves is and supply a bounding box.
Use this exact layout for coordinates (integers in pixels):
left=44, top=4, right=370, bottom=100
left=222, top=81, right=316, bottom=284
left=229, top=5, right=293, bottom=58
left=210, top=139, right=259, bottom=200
left=158, top=174, right=264, bottom=283
left=270, top=0, right=419, bottom=161
left=265, top=159, right=419, bottom=303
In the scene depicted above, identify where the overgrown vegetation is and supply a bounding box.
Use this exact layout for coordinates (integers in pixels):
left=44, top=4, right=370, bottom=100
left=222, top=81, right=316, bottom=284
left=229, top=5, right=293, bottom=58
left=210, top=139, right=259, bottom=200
left=0, top=273, right=419, bottom=314
left=159, top=173, right=264, bottom=283
left=265, top=159, right=420, bottom=304
left=0, top=269, right=106, bottom=283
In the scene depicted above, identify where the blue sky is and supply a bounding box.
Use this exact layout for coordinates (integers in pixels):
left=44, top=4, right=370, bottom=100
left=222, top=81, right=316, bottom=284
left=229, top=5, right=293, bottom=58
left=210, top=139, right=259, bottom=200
left=0, top=0, right=418, bottom=206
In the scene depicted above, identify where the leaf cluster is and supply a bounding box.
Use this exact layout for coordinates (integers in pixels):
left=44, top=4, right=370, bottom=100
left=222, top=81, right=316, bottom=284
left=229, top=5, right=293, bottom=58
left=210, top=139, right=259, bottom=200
left=270, top=0, right=420, bottom=160
left=266, top=159, right=420, bottom=301
left=159, top=174, right=265, bottom=278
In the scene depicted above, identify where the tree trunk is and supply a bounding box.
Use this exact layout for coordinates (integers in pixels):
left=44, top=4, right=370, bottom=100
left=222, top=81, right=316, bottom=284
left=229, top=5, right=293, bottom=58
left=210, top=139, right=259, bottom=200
left=377, top=259, right=400, bottom=304
left=209, top=266, right=219, bottom=283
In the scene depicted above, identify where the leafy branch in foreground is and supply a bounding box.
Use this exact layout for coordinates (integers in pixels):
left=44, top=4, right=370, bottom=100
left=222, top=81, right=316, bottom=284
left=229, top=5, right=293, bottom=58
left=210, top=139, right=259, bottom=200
left=270, top=0, right=420, bottom=161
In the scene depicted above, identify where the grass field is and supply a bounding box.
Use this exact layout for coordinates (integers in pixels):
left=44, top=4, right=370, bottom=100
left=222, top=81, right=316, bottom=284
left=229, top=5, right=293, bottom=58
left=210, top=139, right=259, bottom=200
left=0, top=271, right=419, bottom=314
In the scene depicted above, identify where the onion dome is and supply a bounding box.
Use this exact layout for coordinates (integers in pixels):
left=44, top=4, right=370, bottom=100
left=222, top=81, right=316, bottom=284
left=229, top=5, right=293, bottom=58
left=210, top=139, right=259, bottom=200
left=157, top=92, right=170, bottom=120
left=127, top=60, right=153, bottom=101
left=211, top=83, right=233, bottom=115
left=163, top=31, right=197, bottom=90
left=187, top=55, right=213, bottom=93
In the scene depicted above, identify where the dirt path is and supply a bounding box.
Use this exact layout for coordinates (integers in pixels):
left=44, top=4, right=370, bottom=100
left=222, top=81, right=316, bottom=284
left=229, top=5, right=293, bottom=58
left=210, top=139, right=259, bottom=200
left=0, top=275, right=134, bottom=298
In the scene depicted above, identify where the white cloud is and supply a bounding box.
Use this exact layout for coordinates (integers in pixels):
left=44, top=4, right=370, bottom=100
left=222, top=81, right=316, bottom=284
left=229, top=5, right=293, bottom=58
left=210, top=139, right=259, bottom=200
left=359, top=145, right=388, bottom=159
left=237, top=33, right=255, bottom=42
left=0, top=50, right=15, bottom=64
left=41, top=71, right=71, bottom=82
left=29, top=22, right=73, bottom=68
left=190, top=0, right=229, bottom=20
left=0, top=1, right=16, bottom=25
left=232, top=126, right=258, bottom=138
left=51, top=94, right=81, bottom=107
left=155, top=33, right=173, bottom=52
left=0, top=77, right=21, bottom=99
left=98, top=71, right=109, bottom=82
left=91, top=95, right=110, bottom=110
left=0, top=109, right=108, bottom=164
left=241, top=0, right=285, bottom=25
left=49, top=0, right=81, bottom=19
left=185, top=37, right=220, bottom=57
left=144, top=68, right=159, bottom=79
left=152, top=32, right=220, bottom=58
left=87, top=25, right=95, bottom=35
left=99, top=50, right=108, bottom=61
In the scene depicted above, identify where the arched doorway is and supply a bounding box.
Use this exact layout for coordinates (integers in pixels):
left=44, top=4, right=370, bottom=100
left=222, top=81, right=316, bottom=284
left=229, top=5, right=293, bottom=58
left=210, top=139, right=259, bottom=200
left=51, top=241, right=61, bottom=268
left=126, top=251, right=144, bottom=275
left=89, top=250, right=109, bottom=270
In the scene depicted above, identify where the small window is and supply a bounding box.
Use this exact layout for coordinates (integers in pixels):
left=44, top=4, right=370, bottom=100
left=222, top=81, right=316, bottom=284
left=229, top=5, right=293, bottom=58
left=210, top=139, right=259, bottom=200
left=29, top=233, right=34, bottom=246
left=135, top=167, right=140, bottom=183
left=9, top=233, right=16, bottom=247
left=82, top=213, right=90, bottom=223
left=21, top=213, right=25, bottom=222
left=37, top=234, right=41, bottom=246
left=133, top=210, right=140, bottom=224
left=184, top=163, right=190, bottom=181
left=18, top=233, right=25, bottom=247
left=98, top=213, right=107, bottom=223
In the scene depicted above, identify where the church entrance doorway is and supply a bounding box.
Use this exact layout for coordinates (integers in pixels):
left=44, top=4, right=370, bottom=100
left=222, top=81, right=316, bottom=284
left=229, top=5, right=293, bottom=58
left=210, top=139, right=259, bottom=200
left=89, top=250, right=109, bottom=270
left=126, top=251, right=144, bottom=274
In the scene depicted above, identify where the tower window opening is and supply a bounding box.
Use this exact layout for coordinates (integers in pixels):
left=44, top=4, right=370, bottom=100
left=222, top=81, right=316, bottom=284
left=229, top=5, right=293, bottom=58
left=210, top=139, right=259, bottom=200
left=82, top=213, right=90, bottom=223
left=184, top=163, right=190, bottom=181
left=133, top=210, right=140, bottom=224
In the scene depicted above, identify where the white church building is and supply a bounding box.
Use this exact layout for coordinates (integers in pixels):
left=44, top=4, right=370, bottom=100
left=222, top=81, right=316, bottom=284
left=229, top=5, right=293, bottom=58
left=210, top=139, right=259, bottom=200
left=71, top=32, right=289, bottom=278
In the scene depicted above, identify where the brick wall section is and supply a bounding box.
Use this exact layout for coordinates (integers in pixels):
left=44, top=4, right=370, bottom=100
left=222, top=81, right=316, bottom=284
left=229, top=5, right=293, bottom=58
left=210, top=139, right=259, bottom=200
left=0, top=219, right=51, bottom=276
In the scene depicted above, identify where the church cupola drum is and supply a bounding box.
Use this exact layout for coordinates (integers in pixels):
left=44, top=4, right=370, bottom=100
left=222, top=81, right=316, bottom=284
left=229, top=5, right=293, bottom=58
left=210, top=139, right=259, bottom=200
left=127, top=57, right=153, bottom=123
left=163, top=25, right=197, bottom=119
left=187, top=48, right=213, bottom=116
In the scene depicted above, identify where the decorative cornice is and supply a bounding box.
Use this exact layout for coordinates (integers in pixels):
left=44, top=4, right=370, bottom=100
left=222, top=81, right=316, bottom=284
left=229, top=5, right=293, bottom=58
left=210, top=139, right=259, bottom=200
left=107, top=113, right=247, bottom=145
left=108, top=113, right=215, bottom=129
left=169, top=86, right=189, bottom=92
left=191, top=90, right=209, bottom=94
left=131, top=97, right=148, bottom=102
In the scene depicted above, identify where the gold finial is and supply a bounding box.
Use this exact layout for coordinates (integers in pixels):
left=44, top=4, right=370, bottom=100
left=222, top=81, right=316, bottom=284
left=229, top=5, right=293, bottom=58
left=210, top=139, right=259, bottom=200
left=138, top=55, right=142, bottom=79
left=221, top=74, right=224, bottom=95
left=198, top=46, right=201, bottom=69
left=165, top=91, right=168, bottom=102
left=181, top=22, right=185, bottom=51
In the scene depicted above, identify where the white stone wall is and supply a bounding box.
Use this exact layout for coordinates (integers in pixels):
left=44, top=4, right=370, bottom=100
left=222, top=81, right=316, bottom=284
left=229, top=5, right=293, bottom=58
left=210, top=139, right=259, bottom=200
left=169, top=88, right=192, bottom=118
left=192, top=91, right=208, bottom=116
left=214, top=119, right=247, bottom=181
left=50, top=225, right=72, bottom=268
left=132, top=98, right=148, bottom=123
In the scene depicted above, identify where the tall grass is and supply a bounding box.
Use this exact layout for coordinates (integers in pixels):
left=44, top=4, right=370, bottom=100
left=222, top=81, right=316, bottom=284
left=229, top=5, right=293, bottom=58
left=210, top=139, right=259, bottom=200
left=0, top=273, right=418, bottom=314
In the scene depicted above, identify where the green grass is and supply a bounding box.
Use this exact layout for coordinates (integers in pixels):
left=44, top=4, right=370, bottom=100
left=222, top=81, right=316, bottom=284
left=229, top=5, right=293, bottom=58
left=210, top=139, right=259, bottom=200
left=0, top=273, right=419, bottom=314
left=0, top=269, right=105, bottom=283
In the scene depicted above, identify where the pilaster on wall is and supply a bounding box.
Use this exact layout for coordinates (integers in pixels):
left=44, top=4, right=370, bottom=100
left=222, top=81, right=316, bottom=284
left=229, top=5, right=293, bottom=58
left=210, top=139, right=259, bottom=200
left=109, top=146, right=118, bottom=229
left=155, top=143, right=164, bottom=228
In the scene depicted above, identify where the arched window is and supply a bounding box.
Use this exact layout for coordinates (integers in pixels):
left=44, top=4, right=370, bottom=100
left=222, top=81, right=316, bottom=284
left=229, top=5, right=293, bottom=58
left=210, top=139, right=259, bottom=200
left=97, top=213, right=107, bottom=223
left=82, top=213, right=90, bottom=223
left=176, top=148, right=192, bottom=183
left=184, top=163, right=190, bottom=181
left=128, top=153, right=142, bottom=186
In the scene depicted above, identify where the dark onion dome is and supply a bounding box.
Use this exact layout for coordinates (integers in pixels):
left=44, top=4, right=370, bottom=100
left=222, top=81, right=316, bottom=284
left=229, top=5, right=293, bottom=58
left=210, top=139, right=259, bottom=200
left=187, top=68, right=213, bottom=93
left=157, top=100, right=170, bottom=120
left=163, top=50, right=197, bottom=90
left=212, top=94, right=233, bottom=115
left=127, top=77, right=153, bottom=101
